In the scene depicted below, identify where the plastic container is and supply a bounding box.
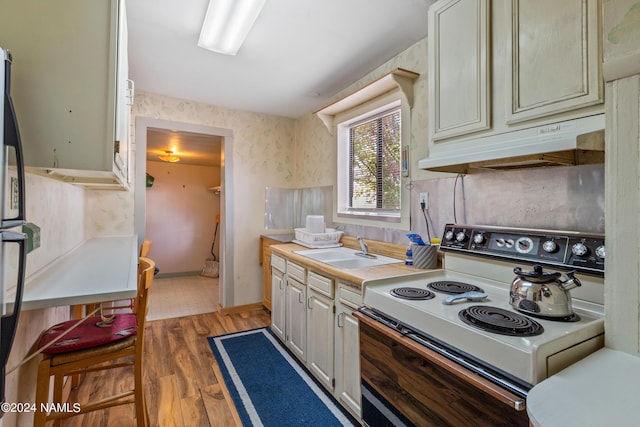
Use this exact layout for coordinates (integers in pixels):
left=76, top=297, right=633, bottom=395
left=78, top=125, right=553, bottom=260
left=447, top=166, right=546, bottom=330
left=411, top=243, right=438, bottom=269
left=305, top=215, right=325, bottom=233
left=405, top=246, right=413, bottom=265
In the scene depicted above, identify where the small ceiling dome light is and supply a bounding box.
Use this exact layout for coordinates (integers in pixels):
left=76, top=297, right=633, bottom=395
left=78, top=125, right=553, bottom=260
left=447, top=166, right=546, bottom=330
left=158, top=150, right=180, bottom=163
left=198, top=0, right=266, bottom=55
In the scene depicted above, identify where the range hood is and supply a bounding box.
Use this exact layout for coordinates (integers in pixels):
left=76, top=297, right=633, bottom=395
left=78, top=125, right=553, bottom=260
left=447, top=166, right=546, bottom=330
left=419, top=114, right=605, bottom=173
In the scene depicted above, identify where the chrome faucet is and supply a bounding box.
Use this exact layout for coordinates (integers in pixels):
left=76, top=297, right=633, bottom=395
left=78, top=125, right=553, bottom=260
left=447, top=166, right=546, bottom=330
left=356, top=236, right=376, bottom=259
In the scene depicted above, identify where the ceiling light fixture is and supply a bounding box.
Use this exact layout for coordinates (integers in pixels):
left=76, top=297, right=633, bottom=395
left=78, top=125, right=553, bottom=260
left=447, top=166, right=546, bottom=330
left=158, top=151, right=180, bottom=163
left=198, top=0, right=266, bottom=56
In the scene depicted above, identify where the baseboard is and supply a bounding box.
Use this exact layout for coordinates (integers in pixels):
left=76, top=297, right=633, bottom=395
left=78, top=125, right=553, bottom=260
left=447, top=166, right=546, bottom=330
left=155, top=271, right=203, bottom=279
left=217, top=302, right=264, bottom=315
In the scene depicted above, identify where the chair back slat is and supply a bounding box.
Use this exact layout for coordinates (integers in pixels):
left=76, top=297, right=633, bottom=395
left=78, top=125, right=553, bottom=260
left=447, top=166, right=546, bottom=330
left=136, top=257, right=155, bottom=333
left=139, top=239, right=152, bottom=257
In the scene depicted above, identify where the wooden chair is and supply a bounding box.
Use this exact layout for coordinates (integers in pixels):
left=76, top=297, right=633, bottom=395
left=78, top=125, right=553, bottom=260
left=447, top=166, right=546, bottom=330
left=139, top=238, right=152, bottom=257
left=33, top=257, right=156, bottom=427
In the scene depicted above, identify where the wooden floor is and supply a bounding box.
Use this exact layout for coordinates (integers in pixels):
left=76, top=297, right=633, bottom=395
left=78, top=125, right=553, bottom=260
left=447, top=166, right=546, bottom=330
left=63, top=309, right=271, bottom=426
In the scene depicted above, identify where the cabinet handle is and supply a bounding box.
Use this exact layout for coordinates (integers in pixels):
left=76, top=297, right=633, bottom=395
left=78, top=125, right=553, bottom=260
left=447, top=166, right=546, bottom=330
left=337, top=312, right=345, bottom=328
left=307, top=295, right=313, bottom=308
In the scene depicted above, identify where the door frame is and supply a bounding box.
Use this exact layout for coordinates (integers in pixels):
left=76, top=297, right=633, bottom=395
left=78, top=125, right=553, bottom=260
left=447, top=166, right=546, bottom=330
left=134, top=117, right=235, bottom=307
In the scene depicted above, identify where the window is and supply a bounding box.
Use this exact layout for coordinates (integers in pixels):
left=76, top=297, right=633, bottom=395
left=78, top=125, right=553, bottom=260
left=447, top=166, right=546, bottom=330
left=348, top=108, right=401, bottom=212
left=336, top=97, right=406, bottom=224
left=317, top=69, right=416, bottom=230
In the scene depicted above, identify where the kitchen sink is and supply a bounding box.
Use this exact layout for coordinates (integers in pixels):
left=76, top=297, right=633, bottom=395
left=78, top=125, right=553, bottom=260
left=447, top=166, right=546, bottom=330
left=294, top=247, right=401, bottom=269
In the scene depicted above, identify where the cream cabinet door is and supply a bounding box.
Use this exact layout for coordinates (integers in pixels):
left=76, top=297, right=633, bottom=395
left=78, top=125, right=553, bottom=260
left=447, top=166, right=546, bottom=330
left=270, top=267, right=286, bottom=342
left=113, top=0, right=131, bottom=184
left=0, top=0, right=130, bottom=186
left=307, top=289, right=335, bottom=392
left=285, top=278, right=307, bottom=362
left=505, top=0, right=603, bottom=124
left=335, top=302, right=361, bottom=419
left=429, top=0, right=490, bottom=141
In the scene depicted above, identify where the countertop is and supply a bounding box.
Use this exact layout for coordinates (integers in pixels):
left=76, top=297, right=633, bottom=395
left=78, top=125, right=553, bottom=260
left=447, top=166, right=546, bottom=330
left=261, top=233, right=295, bottom=243
left=9, top=235, right=138, bottom=311
left=527, top=348, right=640, bottom=427
left=270, top=243, right=429, bottom=287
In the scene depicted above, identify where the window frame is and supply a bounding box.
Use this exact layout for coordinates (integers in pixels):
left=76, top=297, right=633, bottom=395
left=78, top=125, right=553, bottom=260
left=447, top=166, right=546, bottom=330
left=334, top=90, right=411, bottom=230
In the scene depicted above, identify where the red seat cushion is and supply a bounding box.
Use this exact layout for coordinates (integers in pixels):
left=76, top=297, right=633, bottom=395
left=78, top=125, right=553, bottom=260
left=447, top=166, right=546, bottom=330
left=39, top=314, right=138, bottom=355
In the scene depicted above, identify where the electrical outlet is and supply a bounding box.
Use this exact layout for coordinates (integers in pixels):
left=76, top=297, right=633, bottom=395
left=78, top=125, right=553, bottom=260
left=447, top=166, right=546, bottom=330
left=420, top=192, right=429, bottom=209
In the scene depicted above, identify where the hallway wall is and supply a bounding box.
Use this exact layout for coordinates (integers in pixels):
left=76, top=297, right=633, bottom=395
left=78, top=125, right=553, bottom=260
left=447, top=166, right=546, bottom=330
left=146, top=160, right=221, bottom=274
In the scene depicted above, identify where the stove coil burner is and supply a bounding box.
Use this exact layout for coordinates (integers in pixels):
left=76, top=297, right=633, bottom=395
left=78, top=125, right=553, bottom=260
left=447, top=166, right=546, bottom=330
left=427, top=281, right=485, bottom=295
left=390, top=287, right=435, bottom=301
left=459, top=305, right=544, bottom=336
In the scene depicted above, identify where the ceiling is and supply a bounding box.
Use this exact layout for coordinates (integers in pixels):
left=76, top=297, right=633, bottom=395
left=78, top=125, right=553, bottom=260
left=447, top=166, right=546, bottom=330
left=146, top=128, right=222, bottom=166
left=128, top=0, right=432, bottom=165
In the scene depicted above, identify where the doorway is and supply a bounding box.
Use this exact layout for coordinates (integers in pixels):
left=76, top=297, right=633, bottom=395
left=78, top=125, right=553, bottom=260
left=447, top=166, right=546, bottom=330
left=134, top=118, right=235, bottom=309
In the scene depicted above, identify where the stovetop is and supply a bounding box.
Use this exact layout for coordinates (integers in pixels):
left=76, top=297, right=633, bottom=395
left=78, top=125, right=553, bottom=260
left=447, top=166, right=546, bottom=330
left=363, top=269, right=604, bottom=385
left=361, top=224, right=606, bottom=385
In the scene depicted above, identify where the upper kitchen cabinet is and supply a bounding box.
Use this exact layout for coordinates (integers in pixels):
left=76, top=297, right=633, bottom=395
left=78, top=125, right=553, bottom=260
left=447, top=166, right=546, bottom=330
left=505, top=0, right=603, bottom=124
left=421, top=0, right=605, bottom=173
left=0, top=0, right=132, bottom=189
left=428, top=0, right=490, bottom=141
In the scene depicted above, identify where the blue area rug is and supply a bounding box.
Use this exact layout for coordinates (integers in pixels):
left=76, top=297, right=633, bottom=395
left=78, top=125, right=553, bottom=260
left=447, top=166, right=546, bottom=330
left=208, top=327, right=356, bottom=427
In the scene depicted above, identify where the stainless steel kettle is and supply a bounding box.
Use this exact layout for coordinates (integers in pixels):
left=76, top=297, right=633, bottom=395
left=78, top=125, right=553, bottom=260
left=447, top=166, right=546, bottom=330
left=509, top=265, right=582, bottom=318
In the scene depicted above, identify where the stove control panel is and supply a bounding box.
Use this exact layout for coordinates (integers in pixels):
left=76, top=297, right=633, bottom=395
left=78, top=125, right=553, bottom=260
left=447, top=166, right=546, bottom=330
left=441, top=224, right=605, bottom=275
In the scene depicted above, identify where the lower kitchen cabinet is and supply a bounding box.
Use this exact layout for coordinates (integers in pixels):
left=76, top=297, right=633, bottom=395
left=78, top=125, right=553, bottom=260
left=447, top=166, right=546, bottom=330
left=270, top=255, right=286, bottom=342
left=307, top=273, right=335, bottom=392
left=271, top=256, right=307, bottom=361
left=261, top=236, right=290, bottom=310
left=285, top=276, right=307, bottom=362
left=270, top=253, right=363, bottom=421
left=335, top=283, right=362, bottom=419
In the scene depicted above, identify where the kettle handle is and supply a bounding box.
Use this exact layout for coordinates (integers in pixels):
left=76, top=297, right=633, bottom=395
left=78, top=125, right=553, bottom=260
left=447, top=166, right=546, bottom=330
left=565, top=270, right=582, bottom=287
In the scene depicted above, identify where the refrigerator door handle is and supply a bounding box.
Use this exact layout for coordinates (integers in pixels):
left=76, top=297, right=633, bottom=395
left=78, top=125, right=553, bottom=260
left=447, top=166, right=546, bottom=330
left=0, top=231, right=26, bottom=408
left=1, top=231, right=27, bottom=355
left=2, top=80, right=26, bottom=229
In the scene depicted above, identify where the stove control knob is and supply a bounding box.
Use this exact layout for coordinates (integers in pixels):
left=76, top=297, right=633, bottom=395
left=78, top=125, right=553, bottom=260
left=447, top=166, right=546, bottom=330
left=595, top=245, right=606, bottom=259
left=444, top=230, right=455, bottom=241
left=572, top=242, right=589, bottom=257
left=473, top=233, right=486, bottom=244
left=455, top=231, right=468, bottom=242
left=542, top=240, right=558, bottom=253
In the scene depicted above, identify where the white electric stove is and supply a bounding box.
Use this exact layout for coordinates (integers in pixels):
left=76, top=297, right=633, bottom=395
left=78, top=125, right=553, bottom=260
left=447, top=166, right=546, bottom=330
left=360, top=224, right=605, bottom=391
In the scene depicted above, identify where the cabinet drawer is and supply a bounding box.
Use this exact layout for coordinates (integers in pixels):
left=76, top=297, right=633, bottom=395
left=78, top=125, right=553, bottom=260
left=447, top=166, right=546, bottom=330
left=287, top=261, right=306, bottom=283
left=338, top=285, right=362, bottom=310
left=271, top=254, right=286, bottom=273
left=308, top=271, right=334, bottom=298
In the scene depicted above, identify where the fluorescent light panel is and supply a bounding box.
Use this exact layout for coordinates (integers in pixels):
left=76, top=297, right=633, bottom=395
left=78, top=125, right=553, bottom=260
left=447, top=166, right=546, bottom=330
left=198, top=0, right=266, bottom=55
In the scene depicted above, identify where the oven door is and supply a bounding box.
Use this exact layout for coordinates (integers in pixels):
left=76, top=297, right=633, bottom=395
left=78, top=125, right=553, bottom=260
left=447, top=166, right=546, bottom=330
left=355, top=310, right=529, bottom=427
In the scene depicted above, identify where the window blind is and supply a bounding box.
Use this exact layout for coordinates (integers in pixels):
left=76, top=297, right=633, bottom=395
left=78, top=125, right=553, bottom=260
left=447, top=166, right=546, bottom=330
left=348, top=108, right=401, bottom=211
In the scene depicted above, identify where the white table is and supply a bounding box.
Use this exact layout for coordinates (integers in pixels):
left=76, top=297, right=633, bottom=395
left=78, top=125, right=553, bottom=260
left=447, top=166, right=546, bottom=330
left=8, top=235, right=138, bottom=311
left=527, top=348, right=640, bottom=427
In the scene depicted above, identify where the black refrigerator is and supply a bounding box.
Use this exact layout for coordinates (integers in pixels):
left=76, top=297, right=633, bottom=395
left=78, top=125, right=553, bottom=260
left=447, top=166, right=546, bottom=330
left=0, top=46, right=27, bottom=415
